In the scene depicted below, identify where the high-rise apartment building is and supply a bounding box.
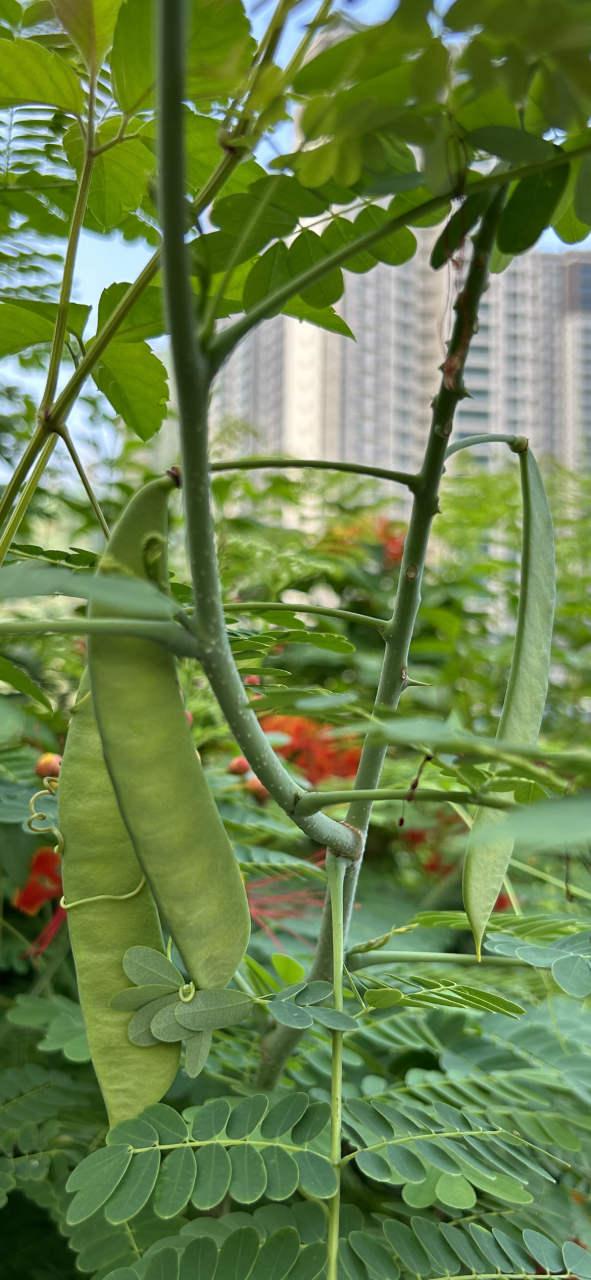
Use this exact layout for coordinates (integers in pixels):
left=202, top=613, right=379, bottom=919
left=210, top=241, right=591, bottom=471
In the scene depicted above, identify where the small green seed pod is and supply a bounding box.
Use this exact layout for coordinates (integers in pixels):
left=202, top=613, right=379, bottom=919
left=88, top=476, right=251, bottom=989
left=59, top=671, right=180, bottom=1126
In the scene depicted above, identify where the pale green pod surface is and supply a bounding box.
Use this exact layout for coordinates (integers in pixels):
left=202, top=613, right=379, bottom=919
left=463, top=450, right=555, bottom=956
left=88, top=477, right=251, bottom=989
left=59, top=671, right=180, bottom=1126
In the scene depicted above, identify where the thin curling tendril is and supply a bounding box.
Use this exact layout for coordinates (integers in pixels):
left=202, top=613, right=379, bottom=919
left=28, top=780, right=64, bottom=856
left=29, top=774, right=149, bottom=910
left=60, top=875, right=147, bottom=911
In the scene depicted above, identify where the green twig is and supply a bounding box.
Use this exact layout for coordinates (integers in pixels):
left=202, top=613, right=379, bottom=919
left=157, top=0, right=362, bottom=864
left=56, top=426, right=110, bottom=539
left=40, top=76, right=96, bottom=415
left=255, top=182, right=511, bottom=1091
left=346, top=949, right=528, bottom=971
left=326, top=852, right=346, bottom=1280
left=0, top=617, right=201, bottom=657
left=294, top=787, right=514, bottom=817
left=511, top=858, right=591, bottom=903
left=223, top=600, right=388, bottom=633
left=0, top=437, right=56, bottom=567
left=445, top=433, right=528, bottom=458
left=210, top=454, right=418, bottom=490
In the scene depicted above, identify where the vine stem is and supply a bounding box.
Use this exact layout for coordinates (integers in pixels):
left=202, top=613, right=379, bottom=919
left=157, top=0, right=363, bottom=863
left=0, top=437, right=55, bottom=564
left=210, top=455, right=417, bottom=491
left=256, top=184, right=510, bottom=1087
left=40, top=72, right=95, bottom=415
left=326, top=852, right=346, bottom=1280
left=0, top=74, right=96, bottom=556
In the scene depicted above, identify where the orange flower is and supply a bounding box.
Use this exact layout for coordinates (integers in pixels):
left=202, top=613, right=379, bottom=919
left=13, top=847, right=62, bottom=916
left=260, top=714, right=361, bottom=785
left=375, top=517, right=406, bottom=568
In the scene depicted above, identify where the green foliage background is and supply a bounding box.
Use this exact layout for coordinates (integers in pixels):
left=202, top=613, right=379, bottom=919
left=2, top=0, right=591, bottom=1275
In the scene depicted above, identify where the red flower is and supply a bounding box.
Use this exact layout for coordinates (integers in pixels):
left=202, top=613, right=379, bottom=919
left=404, top=829, right=428, bottom=849
left=260, top=714, right=361, bottom=785
left=375, top=517, right=406, bottom=568
left=246, top=876, right=323, bottom=949
left=23, top=905, right=67, bottom=958
left=493, top=891, right=511, bottom=912
left=13, top=847, right=62, bottom=916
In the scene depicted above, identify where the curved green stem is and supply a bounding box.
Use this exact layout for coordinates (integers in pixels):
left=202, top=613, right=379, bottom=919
left=0, top=436, right=56, bottom=566
left=326, top=852, right=346, bottom=1280
left=255, top=186, right=510, bottom=1090
left=40, top=78, right=96, bottom=415
left=295, top=787, right=514, bottom=817
left=157, top=0, right=362, bottom=863
left=0, top=617, right=200, bottom=657
left=210, top=454, right=418, bottom=490
left=346, top=949, right=528, bottom=971
left=224, top=600, right=388, bottom=633
left=57, top=426, right=110, bottom=538
left=445, top=433, right=528, bottom=458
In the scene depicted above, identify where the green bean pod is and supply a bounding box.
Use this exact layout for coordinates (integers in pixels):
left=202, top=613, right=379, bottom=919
left=59, top=671, right=180, bottom=1126
left=87, top=476, right=251, bottom=989
left=463, top=449, right=555, bottom=955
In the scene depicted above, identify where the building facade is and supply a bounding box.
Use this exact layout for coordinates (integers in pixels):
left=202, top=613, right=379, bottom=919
left=210, top=240, right=591, bottom=472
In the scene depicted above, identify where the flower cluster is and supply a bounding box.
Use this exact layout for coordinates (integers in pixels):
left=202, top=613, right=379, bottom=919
left=260, top=714, right=361, bottom=785
left=13, top=847, right=62, bottom=916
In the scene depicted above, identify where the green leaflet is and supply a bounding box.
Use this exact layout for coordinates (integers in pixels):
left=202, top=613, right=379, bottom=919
left=104, top=1148, right=161, bottom=1224
left=249, top=1227, right=300, bottom=1280
left=286, top=1243, right=327, bottom=1280
left=111, top=0, right=155, bottom=114
left=497, top=164, right=570, bottom=254
left=294, top=1150, right=338, bottom=1199
left=191, top=1099, right=231, bottom=1140
left=93, top=341, right=169, bottom=441
left=226, top=1095, right=269, bottom=1139
left=174, top=988, right=253, bottom=1031
left=260, top=1093, right=309, bottom=1139
left=141, top=1104, right=189, bottom=1145
left=144, top=1246, right=180, bottom=1280
left=229, top=1144, right=267, bottom=1203
left=184, top=1030, right=212, bottom=1078
left=0, top=36, right=84, bottom=113
left=261, top=1146, right=300, bottom=1201
left=153, top=1145, right=197, bottom=1218
left=178, top=1236, right=218, bottom=1280
left=290, top=1102, right=331, bottom=1146
left=191, top=1143, right=232, bottom=1210
left=463, top=449, right=555, bottom=955
left=350, top=1232, right=400, bottom=1280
